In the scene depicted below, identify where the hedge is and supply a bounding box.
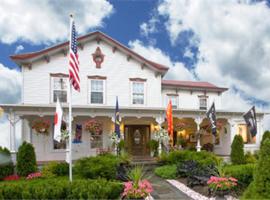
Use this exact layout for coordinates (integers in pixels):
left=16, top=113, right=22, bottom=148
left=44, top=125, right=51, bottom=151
left=0, top=178, right=123, bottom=199
left=154, top=165, right=177, bottom=179
left=74, top=153, right=120, bottom=180
left=223, top=164, right=255, bottom=190
left=42, top=162, right=69, bottom=178
left=0, top=147, right=14, bottom=180
left=158, top=150, right=221, bottom=166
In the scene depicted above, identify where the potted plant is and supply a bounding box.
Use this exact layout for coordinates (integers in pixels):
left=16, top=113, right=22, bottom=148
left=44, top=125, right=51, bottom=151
left=207, top=176, right=238, bottom=197
left=176, top=136, right=187, bottom=149
left=31, top=118, right=50, bottom=135
left=84, top=119, right=102, bottom=135
left=147, top=140, right=159, bottom=157
left=122, top=166, right=153, bottom=199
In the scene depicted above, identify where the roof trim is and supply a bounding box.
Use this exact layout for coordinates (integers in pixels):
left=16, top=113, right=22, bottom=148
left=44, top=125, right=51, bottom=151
left=10, top=31, right=169, bottom=74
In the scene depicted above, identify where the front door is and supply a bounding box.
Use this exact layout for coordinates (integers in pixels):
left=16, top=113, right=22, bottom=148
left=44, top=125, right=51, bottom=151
left=124, top=125, right=150, bottom=156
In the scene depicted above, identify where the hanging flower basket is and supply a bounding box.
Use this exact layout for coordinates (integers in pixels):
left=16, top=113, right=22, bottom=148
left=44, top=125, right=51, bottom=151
left=84, top=119, right=102, bottom=135
left=31, top=118, right=50, bottom=135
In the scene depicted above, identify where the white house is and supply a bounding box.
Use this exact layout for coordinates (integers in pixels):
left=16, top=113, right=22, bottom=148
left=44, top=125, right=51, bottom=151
left=1, top=31, right=264, bottom=163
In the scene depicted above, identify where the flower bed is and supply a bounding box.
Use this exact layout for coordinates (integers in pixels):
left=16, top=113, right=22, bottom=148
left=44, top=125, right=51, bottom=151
left=122, top=180, right=153, bottom=199
left=207, top=176, right=238, bottom=196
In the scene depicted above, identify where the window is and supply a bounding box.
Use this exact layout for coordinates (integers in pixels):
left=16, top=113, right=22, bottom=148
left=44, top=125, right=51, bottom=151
left=53, top=121, right=67, bottom=149
left=52, top=77, right=68, bottom=103
left=132, top=82, right=145, bottom=105
left=199, top=96, right=208, bottom=110
left=90, top=80, right=105, bottom=104
left=167, top=95, right=178, bottom=109
left=237, top=124, right=256, bottom=144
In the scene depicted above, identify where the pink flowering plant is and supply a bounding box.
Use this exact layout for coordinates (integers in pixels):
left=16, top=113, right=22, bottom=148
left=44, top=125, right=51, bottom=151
left=26, top=172, right=42, bottom=180
left=207, top=176, right=238, bottom=192
left=84, top=119, right=102, bottom=135
left=122, top=166, right=153, bottom=199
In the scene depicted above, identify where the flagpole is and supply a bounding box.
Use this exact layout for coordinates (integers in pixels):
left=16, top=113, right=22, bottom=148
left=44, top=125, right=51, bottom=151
left=68, top=14, right=73, bottom=182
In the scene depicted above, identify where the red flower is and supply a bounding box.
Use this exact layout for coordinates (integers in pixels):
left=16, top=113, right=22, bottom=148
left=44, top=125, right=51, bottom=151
left=3, top=174, right=20, bottom=181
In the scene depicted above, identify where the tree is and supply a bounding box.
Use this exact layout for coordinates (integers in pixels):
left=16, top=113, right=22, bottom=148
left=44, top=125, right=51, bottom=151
left=243, top=139, right=270, bottom=199
left=260, top=130, right=270, bottom=147
left=230, top=135, right=245, bottom=165
left=16, top=141, right=37, bottom=176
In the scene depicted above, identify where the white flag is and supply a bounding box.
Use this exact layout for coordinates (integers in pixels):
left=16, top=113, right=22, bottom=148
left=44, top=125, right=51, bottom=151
left=54, top=98, right=63, bottom=142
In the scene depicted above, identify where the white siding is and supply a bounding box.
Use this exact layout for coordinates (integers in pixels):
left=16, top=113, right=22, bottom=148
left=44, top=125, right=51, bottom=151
left=23, top=41, right=161, bottom=107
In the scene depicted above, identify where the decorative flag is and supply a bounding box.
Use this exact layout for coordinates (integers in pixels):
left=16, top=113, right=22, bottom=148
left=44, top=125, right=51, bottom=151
left=243, top=106, right=257, bottom=137
left=69, top=18, right=80, bottom=92
left=54, top=98, right=63, bottom=142
left=166, top=100, right=173, bottom=136
left=115, top=97, right=121, bottom=139
left=206, top=102, right=217, bottom=136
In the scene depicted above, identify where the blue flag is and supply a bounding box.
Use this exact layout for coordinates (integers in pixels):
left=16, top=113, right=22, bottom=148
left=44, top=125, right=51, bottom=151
left=115, top=97, right=120, bottom=138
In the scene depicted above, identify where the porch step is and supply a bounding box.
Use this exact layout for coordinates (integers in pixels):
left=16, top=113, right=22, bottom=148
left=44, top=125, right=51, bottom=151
left=131, top=156, right=159, bottom=170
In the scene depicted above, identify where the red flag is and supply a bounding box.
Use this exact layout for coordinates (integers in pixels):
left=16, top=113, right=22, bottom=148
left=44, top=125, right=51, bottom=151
left=166, top=100, right=173, bottom=136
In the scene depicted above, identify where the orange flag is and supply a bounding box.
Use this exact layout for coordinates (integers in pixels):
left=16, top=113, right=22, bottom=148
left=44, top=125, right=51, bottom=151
left=166, top=100, right=173, bottom=138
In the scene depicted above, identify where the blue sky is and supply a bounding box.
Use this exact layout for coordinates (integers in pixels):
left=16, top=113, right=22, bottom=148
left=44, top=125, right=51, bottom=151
left=1, top=0, right=270, bottom=147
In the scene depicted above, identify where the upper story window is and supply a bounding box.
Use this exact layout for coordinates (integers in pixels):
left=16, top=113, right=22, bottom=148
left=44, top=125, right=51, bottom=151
left=130, top=78, right=146, bottom=105
left=51, top=74, right=68, bottom=103
left=167, top=94, right=178, bottom=109
left=89, top=76, right=106, bottom=104
left=198, top=95, right=208, bottom=110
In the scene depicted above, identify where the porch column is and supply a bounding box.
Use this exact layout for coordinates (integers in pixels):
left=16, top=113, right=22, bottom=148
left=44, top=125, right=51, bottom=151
left=195, top=117, right=202, bottom=152
left=228, top=118, right=236, bottom=144
left=7, top=111, right=20, bottom=164
left=155, top=115, right=165, bottom=155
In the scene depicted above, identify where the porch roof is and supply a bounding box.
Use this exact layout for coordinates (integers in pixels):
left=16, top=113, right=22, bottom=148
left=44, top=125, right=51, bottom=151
left=0, top=104, right=265, bottom=119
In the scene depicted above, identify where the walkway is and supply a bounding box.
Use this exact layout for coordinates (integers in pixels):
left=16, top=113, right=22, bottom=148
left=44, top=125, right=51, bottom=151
left=147, top=172, right=192, bottom=200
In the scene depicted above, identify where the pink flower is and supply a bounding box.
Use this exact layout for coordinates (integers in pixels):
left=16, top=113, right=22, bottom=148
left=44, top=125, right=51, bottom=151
left=26, top=172, right=42, bottom=180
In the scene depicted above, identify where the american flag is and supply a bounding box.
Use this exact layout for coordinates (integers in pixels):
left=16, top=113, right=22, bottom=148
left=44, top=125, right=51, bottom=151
left=69, top=19, right=80, bottom=92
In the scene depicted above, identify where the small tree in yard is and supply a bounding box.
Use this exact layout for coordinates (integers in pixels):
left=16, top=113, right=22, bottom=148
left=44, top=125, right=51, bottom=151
left=243, top=139, right=270, bottom=199
left=230, top=135, right=245, bottom=165
left=16, top=141, right=37, bottom=176
left=260, top=130, right=270, bottom=147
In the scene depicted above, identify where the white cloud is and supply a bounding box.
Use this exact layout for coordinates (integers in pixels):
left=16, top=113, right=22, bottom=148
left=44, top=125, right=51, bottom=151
left=157, top=0, right=270, bottom=102
left=140, top=17, right=159, bottom=37
left=128, top=39, right=194, bottom=81
left=15, top=45, right=24, bottom=53
left=0, top=64, right=22, bottom=149
left=0, top=0, right=114, bottom=44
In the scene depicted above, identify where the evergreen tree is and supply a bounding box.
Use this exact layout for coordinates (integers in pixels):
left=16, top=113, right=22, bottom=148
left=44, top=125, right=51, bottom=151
left=260, top=130, right=270, bottom=147
left=16, top=141, right=37, bottom=176
left=243, top=139, right=270, bottom=199
left=230, top=135, right=245, bottom=164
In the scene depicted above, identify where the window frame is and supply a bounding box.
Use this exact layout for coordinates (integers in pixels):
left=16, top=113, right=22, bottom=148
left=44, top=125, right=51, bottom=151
left=50, top=74, right=68, bottom=103
left=130, top=80, right=146, bottom=106
left=166, top=94, right=178, bottom=109
left=198, top=95, right=208, bottom=110
left=88, top=77, right=106, bottom=105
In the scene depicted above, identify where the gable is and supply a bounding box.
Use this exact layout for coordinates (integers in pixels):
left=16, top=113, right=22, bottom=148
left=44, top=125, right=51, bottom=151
left=10, top=31, right=168, bottom=76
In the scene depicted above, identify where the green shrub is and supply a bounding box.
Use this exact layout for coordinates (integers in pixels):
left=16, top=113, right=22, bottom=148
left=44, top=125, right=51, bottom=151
left=0, top=177, right=123, bottom=199
left=159, top=150, right=221, bottom=167
left=16, top=141, right=37, bottom=176
left=230, top=135, right=245, bottom=165
left=74, top=153, right=120, bottom=180
left=147, top=140, right=159, bottom=156
left=260, top=130, right=270, bottom=147
left=223, top=164, right=255, bottom=190
left=0, top=147, right=14, bottom=180
left=154, top=165, right=177, bottom=179
left=242, top=139, right=270, bottom=199
left=42, top=162, right=69, bottom=178
left=244, top=152, right=257, bottom=164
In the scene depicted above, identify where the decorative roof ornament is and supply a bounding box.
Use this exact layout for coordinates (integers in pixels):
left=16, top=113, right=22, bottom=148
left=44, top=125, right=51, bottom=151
left=92, top=47, right=105, bottom=68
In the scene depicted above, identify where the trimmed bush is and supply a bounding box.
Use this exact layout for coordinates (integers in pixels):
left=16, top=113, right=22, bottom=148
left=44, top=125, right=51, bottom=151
left=0, top=177, right=123, bottom=199
left=159, top=150, right=221, bottom=167
left=16, top=141, right=37, bottom=176
left=242, top=139, right=270, bottom=199
left=244, top=152, right=257, bottom=164
left=0, top=147, right=14, bottom=180
left=223, top=164, right=255, bottom=190
left=230, top=135, right=245, bottom=165
left=260, top=130, right=270, bottom=147
left=154, top=165, right=177, bottom=179
left=74, top=153, right=120, bottom=180
left=42, top=162, right=69, bottom=178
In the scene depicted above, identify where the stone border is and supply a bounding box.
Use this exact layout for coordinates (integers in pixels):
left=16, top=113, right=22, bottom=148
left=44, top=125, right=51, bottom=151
left=167, top=180, right=238, bottom=200
left=167, top=179, right=210, bottom=200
